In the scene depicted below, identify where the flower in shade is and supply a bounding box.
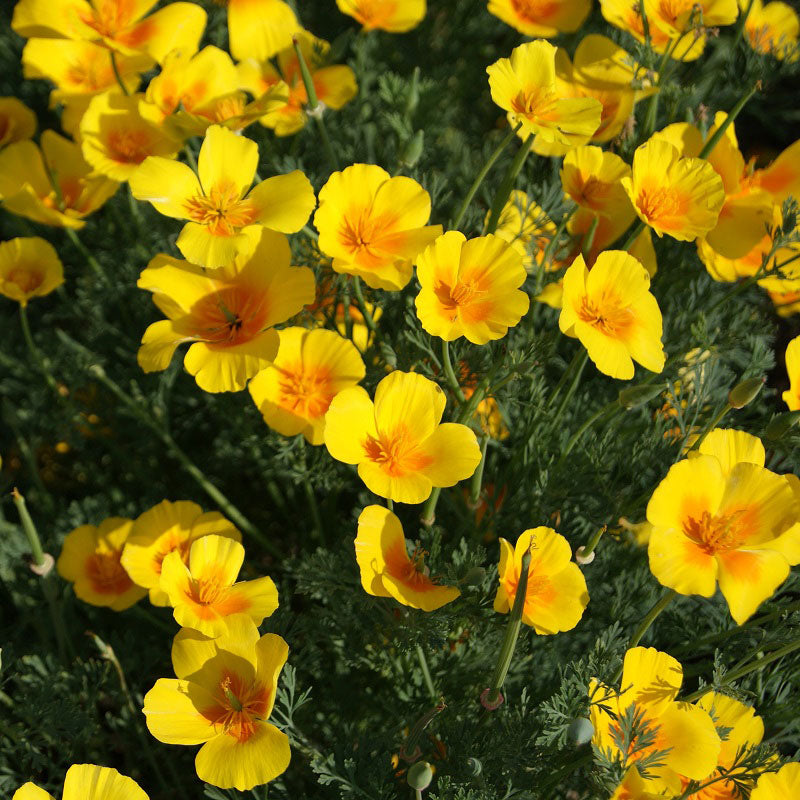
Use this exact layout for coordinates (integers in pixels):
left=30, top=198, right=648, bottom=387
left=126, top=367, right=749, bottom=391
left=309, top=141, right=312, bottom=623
left=0, top=97, right=36, bottom=148
left=487, top=0, right=590, bottom=36
left=783, top=335, right=800, bottom=410
left=491, top=189, right=556, bottom=271
left=494, top=527, right=588, bottom=633
left=238, top=30, right=358, bottom=137
left=591, top=647, right=721, bottom=793
left=0, top=131, right=119, bottom=229
left=79, top=93, right=180, bottom=182
left=137, top=229, right=315, bottom=393
left=647, top=428, right=800, bottom=624
left=0, top=237, right=64, bottom=307
left=120, top=499, right=241, bottom=607
left=355, top=505, right=460, bottom=610
left=324, top=370, right=481, bottom=504
left=559, top=250, right=665, bottom=380
left=57, top=517, right=147, bottom=611
left=313, top=163, right=442, bottom=291
left=226, top=0, right=300, bottom=62
left=159, top=534, right=278, bottom=636
left=609, top=767, right=666, bottom=800
left=248, top=326, right=366, bottom=445
left=487, top=40, right=602, bottom=147
left=131, top=124, right=315, bottom=268
left=336, top=0, right=426, bottom=32
left=415, top=232, right=529, bottom=344
left=143, top=619, right=290, bottom=790
left=742, top=0, right=799, bottom=61
left=12, top=0, right=207, bottom=66
left=751, top=762, right=800, bottom=799
left=13, top=764, right=148, bottom=800
left=561, top=145, right=634, bottom=222
left=621, top=138, right=725, bottom=241
left=746, top=138, right=800, bottom=204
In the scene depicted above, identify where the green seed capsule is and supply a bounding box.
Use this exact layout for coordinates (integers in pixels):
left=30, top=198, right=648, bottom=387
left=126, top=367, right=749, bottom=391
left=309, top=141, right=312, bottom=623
left=407, top=761, right=434, bottom=791
left=567, top=717, right=594, bottom=746
left=728, top=376, right=765, bottom=409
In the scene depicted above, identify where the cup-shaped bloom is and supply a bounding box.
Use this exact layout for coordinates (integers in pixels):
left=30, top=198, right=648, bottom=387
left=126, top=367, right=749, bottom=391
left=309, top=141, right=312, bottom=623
left=591, top=648, right=721, bottom=792
left=355, top=505, right=460, bottom=610
left=487, top=41, right=602, bottom=146
left=487, top=0, right=590, bottom=36
left=0, top=97, right=36, bottom=148
left=646, top=0, right=738, bottom=57
left=647, top=428, right=800, bottom=623
left=249, top=327, right=366, bottom=445
left=120, top=500, right=241, bottom=607
left=783, top=336, right=800, bottom=410
left=0, top=132, right=119, bottom=229
left=136, top=229, right=315, bottom=393
left=131, top=124, right=314, bottom=268
left=751, top=762, right=800, bottom=799
left=559, top=250, right=665, bottom=380
left=238, top=31, right=358, bottom=137
left=57, top=517, right=147, bottom=611
left=0, top=237, right=64, bottom=307
left=12, top=0, right=206, bottom=66
left=621, top=139, right=725, bottom=241
left=561, top=146, right=634, bottom=222
left=415, top=232, right=530, bottom=344
left=143, top=619, right=290, bottom=790
left=336, top=0, right=426, bottom=31
left=494, top=527, right=588, bottom=633
left=227, top=0, right=300, bottom=61
left=13, top=764, right=148, bottom=800
left=324, top=370, right=481, bottom=503
left=491, top=189, right=556, bottom=271
left=159, top=535, right=278, bottom=636
left=314, top=164, right=442, bottom=290
left=79, top=93, right=180, bottom=182
left=743, top=0, right=799, bottom=61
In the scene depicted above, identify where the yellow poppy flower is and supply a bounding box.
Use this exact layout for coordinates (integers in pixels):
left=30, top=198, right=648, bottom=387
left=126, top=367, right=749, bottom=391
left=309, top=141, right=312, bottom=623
left=238, top=30, right=358, bottom=137
left=159, top=534, right=278, bottom=637
left=355, top=505, right=460, bottom=611
left=131, top=124, right=315, bottom=268
left=336, top=0, right=426, bottom=32
left=743, top=0, right=799, bottom=61
left=313, top=163, right=442, bottom=291
left=227, top=0, right=300, bottom=62
left=561, top=145, right=635, bottom=222
left=13, top=764, right=148, bottom=800
left=414, top=231, right=530, bottom=344
left=57, top=517, right=147, bottom=611
left=79, top=93, right=180, bottom=183
left=559, top=250, right=665, bottom=380
left=0, top=97, right=36, bottom=148
left=137, top=229, right=315, bottom=393
left=12, top=0, right=207, bottom=66
left=784, top=336, right=800, bottom=410
left=0, top=237, right=64, bottom=307
left=647, top=0, right=739, bottom=54
left=323, top=370, right=481, bottom=504
left=647, top=428, right=800, bottom=624
left=143, top=619, right=290, bottom=790
left=746, top=138, right=800, bottom=204
left=609, top=767, right=666, bottom=799
left=495, top=527, right=589, bottom=633
left=0, top=131, right=119, bottom=229
left=491, top=189, right=556, bottom=271
left=487, top=0, right=591, bottom=36
left=487, top=40, right=602, bottom=147
left=248, top=326, right=366, bottom=445
left=120, top=499, right=241, bottom=607
left=751, top=762, right=800, bottom=799
left=591, top=647, right=722, bottom=793
left=622, top=138, right=725, bottom=241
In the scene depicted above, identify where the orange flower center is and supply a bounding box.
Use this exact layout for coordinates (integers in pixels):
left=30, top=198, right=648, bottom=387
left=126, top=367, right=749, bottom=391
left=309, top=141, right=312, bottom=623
left=204, top=671, right=270, bottom=743
left=510, top=0, right=558, bottom=22
left=577, top=294, right=633, bottom=336
left=571, top=176, right=614, bottom=210
left=189, top=286, right=269, bottom=346
left=635, top=184, right=688, bottom=227
left=277, top=365, right=334, bottom=419
left=85, top=550, right=134, bottom=595
left=209, top=95, right=247, bottom=123
left=385, top=543, right=434, bottom=589
left=684, top=510, right=746, bottom=554
left=66, top=55, right=112, bottom=91
left=679, top=769, right=746, bottom=800
left=745, top=22, right=781, bottom=54
left=184, top=181, right=258, bottom=236
left=338, top=208, right=393, bottom=264
left=78, top=0, right=137, bottom=38
left=363, top=426, right=432, bottom=477
left=151, top=533, right=191, bottom=576
left=434, top=279, right=486, bottom=319
left=5, top=267, right=44, bottom=294
left=106, top=128, right=153, bottom=165
left=510, top=86, right=556, bottom=119
left=656, top=0, right=695, bottom=27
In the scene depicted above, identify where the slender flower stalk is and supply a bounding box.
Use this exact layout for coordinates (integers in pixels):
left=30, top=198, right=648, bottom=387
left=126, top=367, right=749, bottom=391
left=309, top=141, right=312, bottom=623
left=64, top=227, right=108, bottom=284
left=550, top=350, right=589, bottom=428
left=441, top=339, right=466, bottom=404
left=109, top=51, right=130, bottom=96
left=469, top=437, right=489, bottom=506
left=629, top=588, right=678, bottom=649
left=352, top=275, right=381, bottom=342
left=697, top=82, right=760, bottom=160
left=415, top=645, right=437, bottom=700
left=580, top=215, right=600, bottom=257
left=540, top=206, right=575, bottom=266
left=484, top=134, right=534, bottom=235
left=19, top=305, right=59, bottom=397
left=11, top=487, right=46, bottom=567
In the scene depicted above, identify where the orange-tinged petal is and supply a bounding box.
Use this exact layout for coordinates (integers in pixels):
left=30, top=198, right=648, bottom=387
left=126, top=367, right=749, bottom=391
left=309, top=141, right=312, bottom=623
left=382, top=572, right=460, bottom=611
left=418, top=423, right=481, bottom=487
left=716, top=547, right=790, bottom=623
left=130, top=157, right=201, bottom=219
left=124, top=3, right=206, bottom=65
left=324, top=386, right=378, bottom=463
left=188, top=535, right=245, bottom=586
left=357, top=460, right=433, bottom=504
left=354, top=504, right=399, bottom=597
left=648, top=524, right=719, bottom=597
left=198, top=124, right=257, bottom=199
left=374, top=371, right=446, bottom=441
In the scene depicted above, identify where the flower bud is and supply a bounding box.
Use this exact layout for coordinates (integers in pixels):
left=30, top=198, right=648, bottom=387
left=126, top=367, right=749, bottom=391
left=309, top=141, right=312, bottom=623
left=728, top=376, right=765, bottom=409
left=401, top=130, right=424, bottom=167
left=405, top=66, right=421, bottom=116
left=765, top=410, right=800, bottom=440
left=461, top=566, right=486, bottom=586
left=407, top=761, right=434, bottom=791
left=575, top=546, right=595, bottom=565
left=618, top=382, right=665, bottom=410
left=567, top=717, right=594, bottom=746
left=466, top=757, right=482, bottom=776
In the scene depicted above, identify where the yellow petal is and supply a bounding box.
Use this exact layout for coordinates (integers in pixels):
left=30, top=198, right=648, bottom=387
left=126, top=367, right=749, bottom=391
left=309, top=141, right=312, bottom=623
left=716, top=548, right=790, bottom=623
left=620, top=646, right=682, bottom=715
left=694, top=428, right=766, bottom=474
left=143, top=678, right=217, bottom=744
left=62, top=764, right=149, bottom=800
left=12, top=786, right=55, bottom=800
left=247, top=171, right=315, bottom=233
left=198, top=124, right=257, bottom=198
left=354, top=504, right=398, bottom=597
left=130, top=157, right=201, bottom=219
left=324, top=386, right=378, bottom=463
left=658, top=702, right=721, bottom=780
left=419, top=423, right=482, bottom=487
left=228, top=0, right=300, bottom=61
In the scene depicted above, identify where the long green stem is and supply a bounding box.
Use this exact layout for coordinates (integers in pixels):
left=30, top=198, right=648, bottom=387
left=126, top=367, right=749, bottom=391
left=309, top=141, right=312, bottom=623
left=441, top=339, right=466, bottom=403
left=732, top=0, right=756, bottom=49
left=698, top=81, right=760, bottom=160
left=183, top=143, right=198, bottom=173
left=581, top=215, right=600, bottom=257
left=469, top=437, right=489, bottom=506
left=300, top=437, right=324, bottom=543
left=11, top=487, right=45, bottom=566
left=629, top=589, right=677, bottom=649
left=557, top=400, right=619, bottom=466
left=109, top=50, right=130, bottom=95
left=64, top=227, right=108, bottom=284
left=351, top=276, right=380, bottom=342
left=688, top=403, right=732, bottom=453
left=540, top=206, right=576, bottom=267
left=19, top=306, right=59, bottom=397
left=415, top=644, right=436, bottom=700
left=550, top=350, right=589, bottom=428
left=451, top=122, right=522, bottom=229
left=484, top=134, right=534, bottom=235
left=621, top=219, right=646, bottom=251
